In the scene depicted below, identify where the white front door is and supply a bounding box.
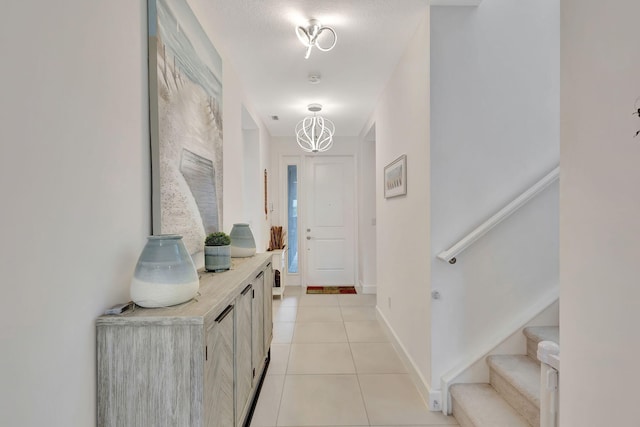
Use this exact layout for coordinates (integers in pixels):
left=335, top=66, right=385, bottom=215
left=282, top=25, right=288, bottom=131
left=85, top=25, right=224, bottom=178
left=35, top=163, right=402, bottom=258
left=304, top=156, right=355, bottom=286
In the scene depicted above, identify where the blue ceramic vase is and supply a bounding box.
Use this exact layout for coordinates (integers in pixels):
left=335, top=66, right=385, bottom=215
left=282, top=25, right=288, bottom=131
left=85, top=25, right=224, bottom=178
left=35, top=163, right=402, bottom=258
left=130, top=235, right=199, bottom=308
left=229, top=223, right=256, bottom=257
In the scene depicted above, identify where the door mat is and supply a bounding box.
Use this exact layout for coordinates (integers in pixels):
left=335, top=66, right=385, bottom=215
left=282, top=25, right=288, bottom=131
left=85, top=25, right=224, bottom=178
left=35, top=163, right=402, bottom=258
left=306, top=286, right=357, bottom=295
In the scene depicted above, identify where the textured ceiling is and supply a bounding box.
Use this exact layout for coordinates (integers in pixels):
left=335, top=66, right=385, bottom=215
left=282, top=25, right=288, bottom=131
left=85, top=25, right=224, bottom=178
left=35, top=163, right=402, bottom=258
left=190, top=0, right=430, bottom=137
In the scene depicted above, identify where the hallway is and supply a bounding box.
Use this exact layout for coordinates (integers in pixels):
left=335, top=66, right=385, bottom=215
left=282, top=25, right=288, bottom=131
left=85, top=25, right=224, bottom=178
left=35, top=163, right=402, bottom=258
left=250, top=287, right=458, bottom=427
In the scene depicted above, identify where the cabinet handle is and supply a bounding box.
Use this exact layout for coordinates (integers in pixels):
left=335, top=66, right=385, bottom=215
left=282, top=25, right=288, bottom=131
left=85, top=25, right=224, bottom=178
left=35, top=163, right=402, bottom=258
left=255, top=271, right=264, bottom=279
left=241, top=284, right=252, bottom=295
left=215, top=304, right=234, bottom=323
left=266, top=262, right=272, bottom=268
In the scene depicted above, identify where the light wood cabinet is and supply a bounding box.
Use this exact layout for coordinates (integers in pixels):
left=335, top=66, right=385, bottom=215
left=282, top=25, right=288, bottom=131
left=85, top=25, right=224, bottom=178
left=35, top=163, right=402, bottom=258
left=235, top=284, right=253, bottom=426
left=263, top=262, right=273, bottom=355
left=97, top=254, right=272, bottom=427
left=252, top=271, right=265, bottom=384
left=205, top=304, right=234, bottom=427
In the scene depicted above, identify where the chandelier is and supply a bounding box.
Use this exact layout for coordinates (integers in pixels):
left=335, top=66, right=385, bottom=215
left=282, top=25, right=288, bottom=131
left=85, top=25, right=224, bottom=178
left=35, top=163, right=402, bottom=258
left=295, top=19, right=337, bottom=59
left=295, top=104, right=335, bottom=153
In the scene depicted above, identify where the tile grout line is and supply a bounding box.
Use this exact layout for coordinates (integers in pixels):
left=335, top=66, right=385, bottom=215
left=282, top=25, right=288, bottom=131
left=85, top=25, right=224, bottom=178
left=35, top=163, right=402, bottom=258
left=348, top=321, right=373, bottom=426
left=273, top=293, right=295, bottom=427
left=272, top=344, right=292, bottom=427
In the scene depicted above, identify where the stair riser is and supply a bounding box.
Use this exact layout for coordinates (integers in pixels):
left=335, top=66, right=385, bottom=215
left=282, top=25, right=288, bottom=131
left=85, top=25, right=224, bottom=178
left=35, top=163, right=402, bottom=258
left=523, top=326, right=559, bottom=361
left=451, top=396, right=476, bottom=427
left=526, top=338, right=539, bottom=361
left=490, top=370, right=539, bottom=427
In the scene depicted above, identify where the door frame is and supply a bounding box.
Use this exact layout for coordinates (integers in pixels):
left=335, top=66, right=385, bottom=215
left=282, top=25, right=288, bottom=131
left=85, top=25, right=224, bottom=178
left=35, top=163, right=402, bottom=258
left=279, top=154, right=358, bottom=288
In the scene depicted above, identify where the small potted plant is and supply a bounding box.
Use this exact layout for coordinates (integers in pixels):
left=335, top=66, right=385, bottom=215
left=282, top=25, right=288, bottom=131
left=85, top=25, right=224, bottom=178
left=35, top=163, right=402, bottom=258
left=204, top=231, right=231, bottom=272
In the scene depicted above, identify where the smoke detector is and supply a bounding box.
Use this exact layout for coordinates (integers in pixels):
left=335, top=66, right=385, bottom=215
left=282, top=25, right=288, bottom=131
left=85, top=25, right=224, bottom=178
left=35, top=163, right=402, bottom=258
left=308, top=73, right=321, bottom=84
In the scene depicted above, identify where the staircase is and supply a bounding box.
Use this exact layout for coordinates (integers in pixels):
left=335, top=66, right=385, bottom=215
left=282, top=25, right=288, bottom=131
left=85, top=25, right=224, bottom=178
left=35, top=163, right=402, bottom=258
left=450, top=326, right=559, bottom=427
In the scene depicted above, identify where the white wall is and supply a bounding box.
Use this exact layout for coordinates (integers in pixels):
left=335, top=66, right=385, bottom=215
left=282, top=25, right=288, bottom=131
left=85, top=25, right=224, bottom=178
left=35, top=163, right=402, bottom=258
left=258, top=120, right=272, bottom=250
left=560, top=0, right=640, bottom=424
left=217, top=61, right=272, bottom=250
left=241, top=106, right=271, bottom=252
left=0, top=1, right=270, bottom=425
left=430, top=0, right=560, bottom=385
left=370, top=10, right=432, bottom=385
left=242, top=126, right=261, bottom=234
left=357, top=126, right=377, bottom=293
left=0, top=1, right=150, bottom=425
left=190, top=0, right=272, bottom=253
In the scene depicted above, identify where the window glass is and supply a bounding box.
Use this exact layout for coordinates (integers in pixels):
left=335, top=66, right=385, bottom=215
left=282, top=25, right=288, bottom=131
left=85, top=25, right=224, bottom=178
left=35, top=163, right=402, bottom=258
left=287, top=165, right=298, bottom=273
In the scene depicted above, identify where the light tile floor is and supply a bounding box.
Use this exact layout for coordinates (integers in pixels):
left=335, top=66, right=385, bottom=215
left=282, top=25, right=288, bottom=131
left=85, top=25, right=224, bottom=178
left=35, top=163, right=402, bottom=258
left=251, top=287, right=459, bottom=427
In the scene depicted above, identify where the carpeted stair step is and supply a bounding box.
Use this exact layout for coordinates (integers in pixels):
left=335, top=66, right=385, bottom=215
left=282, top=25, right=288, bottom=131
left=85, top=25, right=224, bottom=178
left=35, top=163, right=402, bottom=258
left=523, top=326, right=559, bottom=361
left=450, top=383, right=530, bottom=427
left=487, top=354, right=540, bottom=426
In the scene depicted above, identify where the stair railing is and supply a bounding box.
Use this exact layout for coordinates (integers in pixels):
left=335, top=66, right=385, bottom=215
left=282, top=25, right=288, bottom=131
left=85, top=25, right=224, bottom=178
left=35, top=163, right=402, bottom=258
left=437, top=166, right=559, bottom=264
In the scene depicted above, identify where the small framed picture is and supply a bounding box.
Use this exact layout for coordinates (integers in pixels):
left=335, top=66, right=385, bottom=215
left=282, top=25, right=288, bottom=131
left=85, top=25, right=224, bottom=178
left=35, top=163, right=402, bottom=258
left=384, top=154, right=407, bottom=198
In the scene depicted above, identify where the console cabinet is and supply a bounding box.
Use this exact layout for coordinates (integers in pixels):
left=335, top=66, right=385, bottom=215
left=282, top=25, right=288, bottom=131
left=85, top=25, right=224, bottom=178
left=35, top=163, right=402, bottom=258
left=97, top=254, right=272, bottom=427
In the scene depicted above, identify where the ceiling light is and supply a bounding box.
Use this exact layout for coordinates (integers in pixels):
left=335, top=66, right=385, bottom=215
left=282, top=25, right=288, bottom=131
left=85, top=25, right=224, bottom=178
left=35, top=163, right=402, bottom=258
left=295, top=104, right=335, bottom=153
left=295, top=19, right=337, bottom=59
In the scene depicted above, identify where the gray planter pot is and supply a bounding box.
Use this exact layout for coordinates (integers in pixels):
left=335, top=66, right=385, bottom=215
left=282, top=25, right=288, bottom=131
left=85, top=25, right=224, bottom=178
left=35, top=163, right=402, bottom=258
left=204, top=245, right=231, bottom=272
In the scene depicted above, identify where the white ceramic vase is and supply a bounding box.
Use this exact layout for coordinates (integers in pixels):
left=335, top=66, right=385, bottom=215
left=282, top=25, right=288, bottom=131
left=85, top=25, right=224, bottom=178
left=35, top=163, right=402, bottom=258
left=230, top=223, right=256, bottom=257
left=130, top=235, right=199, bottom=308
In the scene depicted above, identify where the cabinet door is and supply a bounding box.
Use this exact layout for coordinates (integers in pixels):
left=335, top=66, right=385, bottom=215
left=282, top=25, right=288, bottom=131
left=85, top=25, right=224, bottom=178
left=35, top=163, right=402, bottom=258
left=236, top=284, right=253, bottom=426
left=204, top=305, right=235, bottom=427
left=252, top=271, right=265, bottom=383
left=263, top=263, right=273, bottom=354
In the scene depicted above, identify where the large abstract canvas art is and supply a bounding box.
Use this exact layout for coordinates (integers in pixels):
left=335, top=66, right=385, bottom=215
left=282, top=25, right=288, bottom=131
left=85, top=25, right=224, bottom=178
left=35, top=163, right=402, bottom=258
left=148, top=0, right=223, bottom=261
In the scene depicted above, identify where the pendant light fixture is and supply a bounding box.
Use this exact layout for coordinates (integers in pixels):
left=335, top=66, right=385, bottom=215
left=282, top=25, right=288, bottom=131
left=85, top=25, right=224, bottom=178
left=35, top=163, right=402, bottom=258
left=295, top=104, right=335, bottom=153
left=296, top=19, right=337, bottom=59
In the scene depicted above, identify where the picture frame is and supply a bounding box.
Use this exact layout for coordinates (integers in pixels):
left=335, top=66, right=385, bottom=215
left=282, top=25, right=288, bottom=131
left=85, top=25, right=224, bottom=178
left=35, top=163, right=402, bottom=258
left=384, top=154, right=407, bottom=198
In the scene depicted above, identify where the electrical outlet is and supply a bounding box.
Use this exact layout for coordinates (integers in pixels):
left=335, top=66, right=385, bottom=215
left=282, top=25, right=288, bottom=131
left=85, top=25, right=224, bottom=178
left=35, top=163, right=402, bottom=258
left=429, top=390, right=443, bottom=412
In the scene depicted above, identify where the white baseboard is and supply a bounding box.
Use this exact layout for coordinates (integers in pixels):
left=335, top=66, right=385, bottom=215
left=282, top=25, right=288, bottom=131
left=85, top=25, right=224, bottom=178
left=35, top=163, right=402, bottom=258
left=361, top=284, right=377, bottom=294
left=376, top=307, right=442, bottom=412
left=429, top=389, right=443, bottom=412
left=357, top=279, right=376, bottom=295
